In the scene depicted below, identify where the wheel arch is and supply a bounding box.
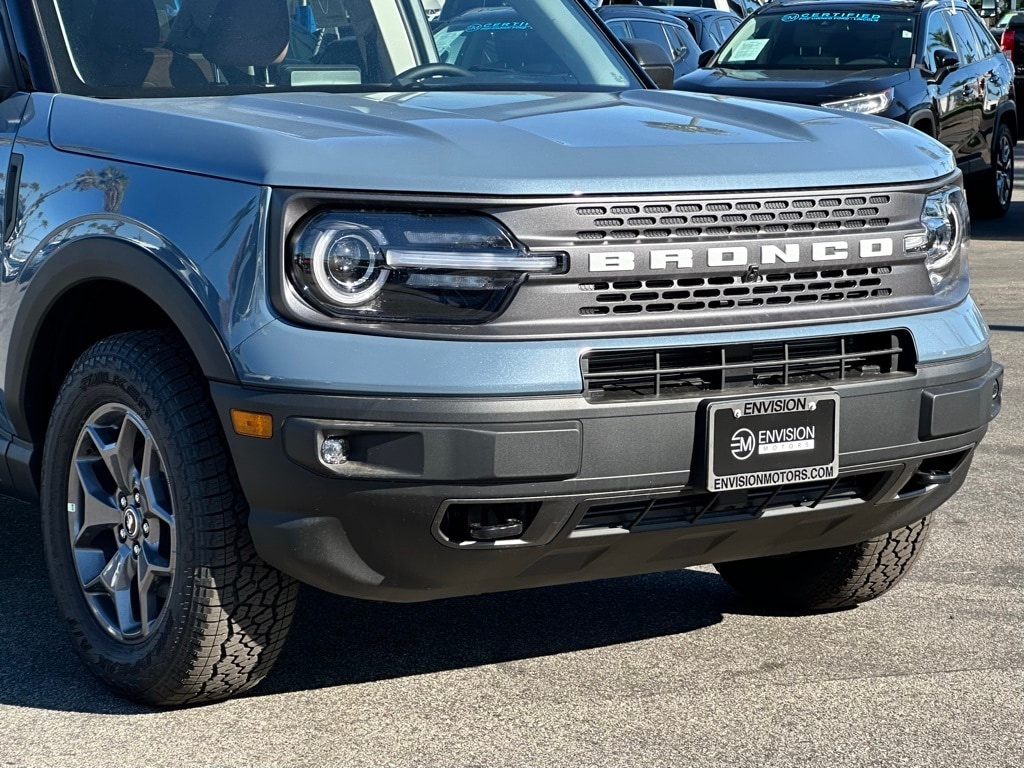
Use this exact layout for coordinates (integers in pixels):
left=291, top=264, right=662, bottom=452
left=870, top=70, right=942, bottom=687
left=995, top=102, right=1018, bottom=145
left=908, top=108, right=936, bottom=137
left=6, top=238, right=238, bottom=493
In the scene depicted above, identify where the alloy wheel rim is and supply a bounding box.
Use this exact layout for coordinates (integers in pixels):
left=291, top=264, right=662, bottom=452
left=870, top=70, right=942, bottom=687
left=67, top=403, right=175, bottom=643
left=995, top=133, right=1013, bottom=209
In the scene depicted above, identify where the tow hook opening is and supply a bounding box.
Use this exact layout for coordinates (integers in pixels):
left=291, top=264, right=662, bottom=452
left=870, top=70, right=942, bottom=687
left=440, top=501, right=541, bottom=543
left=897, top=449, right=970, bottom=498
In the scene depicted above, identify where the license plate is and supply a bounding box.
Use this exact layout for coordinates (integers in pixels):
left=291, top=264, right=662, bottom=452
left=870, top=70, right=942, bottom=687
left=706, top=392, right=839, bottom=492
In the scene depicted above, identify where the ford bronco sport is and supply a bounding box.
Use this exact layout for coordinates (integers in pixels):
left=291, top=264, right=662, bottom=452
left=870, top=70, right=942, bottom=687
left=0, top=0, right=1001, bottom=705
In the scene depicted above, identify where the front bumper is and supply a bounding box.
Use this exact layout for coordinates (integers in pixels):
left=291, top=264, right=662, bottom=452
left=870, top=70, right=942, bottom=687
left=213, top=343, right=1001, bottom=602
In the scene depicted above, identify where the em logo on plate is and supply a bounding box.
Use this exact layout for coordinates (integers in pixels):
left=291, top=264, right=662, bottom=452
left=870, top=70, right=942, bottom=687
left=730, top=428, right=756, bottom=460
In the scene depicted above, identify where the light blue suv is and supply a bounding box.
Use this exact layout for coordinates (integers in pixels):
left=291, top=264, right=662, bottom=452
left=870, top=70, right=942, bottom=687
left=0, top=0, right=1001, bottom=704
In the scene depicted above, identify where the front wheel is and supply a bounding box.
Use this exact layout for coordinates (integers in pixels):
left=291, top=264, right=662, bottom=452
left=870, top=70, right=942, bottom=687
left=969, top=122, right=1015, bottom=219
left=714, top=516, right=931, bottom=612
left=41, top=330, right=297, bottom=706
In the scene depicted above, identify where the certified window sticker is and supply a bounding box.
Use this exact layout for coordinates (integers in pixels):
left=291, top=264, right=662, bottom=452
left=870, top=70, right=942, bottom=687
left=464, top=21, right=532, bottom=32
left=780, top=12, right=881, bottom=22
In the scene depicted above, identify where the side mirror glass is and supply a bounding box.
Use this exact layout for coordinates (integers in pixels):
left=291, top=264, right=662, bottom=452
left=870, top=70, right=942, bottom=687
left=621, top=38, right=675, bottom=89
left=698, top=49, right=715, bottom=68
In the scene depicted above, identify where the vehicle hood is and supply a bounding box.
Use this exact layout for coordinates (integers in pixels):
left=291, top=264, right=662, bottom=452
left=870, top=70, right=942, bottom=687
left=676, top=68, right=912, bottom=106
left=48, top=89, right=951, bottom=195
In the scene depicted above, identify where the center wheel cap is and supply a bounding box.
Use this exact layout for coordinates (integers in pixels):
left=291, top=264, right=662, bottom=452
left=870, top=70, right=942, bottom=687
left=123, top=508, right=141, bottom=540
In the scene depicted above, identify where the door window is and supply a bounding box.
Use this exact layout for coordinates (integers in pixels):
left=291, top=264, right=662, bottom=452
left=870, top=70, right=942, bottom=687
left=665, top=25, right=691, bottom=60
left=629, top=20, right=673, bottom=57
left=711, top=18, right=739, bottom=47
left=944, top=10, right=982, bottom=64
left=923, top=12, right=954, bottom=70
left=606, top=20, right=630, bottom=39
left=964, top=10, right=1000, bottom=58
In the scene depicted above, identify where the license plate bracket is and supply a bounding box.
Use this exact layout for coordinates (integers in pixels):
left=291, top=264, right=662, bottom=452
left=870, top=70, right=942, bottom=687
left=706, top=392, right=840, bottom=492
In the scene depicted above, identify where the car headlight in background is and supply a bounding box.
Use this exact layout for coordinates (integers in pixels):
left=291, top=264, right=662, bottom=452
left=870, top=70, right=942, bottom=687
left=289, top=211, right=565, bottom=323
left=821, top=87, right=895, bottom=115
left=904, top=186, right=969, bottom=294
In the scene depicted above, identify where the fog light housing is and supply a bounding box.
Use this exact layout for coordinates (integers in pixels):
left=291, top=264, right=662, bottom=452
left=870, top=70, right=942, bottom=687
left=320, top=437, right=350, bottom=465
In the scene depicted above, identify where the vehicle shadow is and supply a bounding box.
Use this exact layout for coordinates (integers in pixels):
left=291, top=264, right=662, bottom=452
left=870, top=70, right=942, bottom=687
left=257, top=569, right=736, bottom=699
left=970, top=198, right=1024, bottom=242
left=969, top=146, right=1024, bottom=243
left=0, top=496, right=738, bottom=714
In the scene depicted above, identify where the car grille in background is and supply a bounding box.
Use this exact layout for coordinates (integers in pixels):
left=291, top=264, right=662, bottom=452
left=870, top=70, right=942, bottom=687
left=574, top=473, right=886, bottom=534
left=573, top=195, right=893, bottom=243
left=578, top=266, right=894, bottom=316
left=581, top=330, right=915, bottom=403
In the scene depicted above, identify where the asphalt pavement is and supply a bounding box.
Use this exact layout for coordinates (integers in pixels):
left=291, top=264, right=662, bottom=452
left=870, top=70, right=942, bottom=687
left=0, top=152, right=1021, bottom=767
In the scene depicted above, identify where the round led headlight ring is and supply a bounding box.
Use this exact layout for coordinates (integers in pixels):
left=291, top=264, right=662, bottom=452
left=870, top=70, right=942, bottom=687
left=310, top=228, right=389, bottom=306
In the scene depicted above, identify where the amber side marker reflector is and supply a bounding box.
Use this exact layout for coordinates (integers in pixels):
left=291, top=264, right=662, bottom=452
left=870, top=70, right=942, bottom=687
left=230, top=409, right=273, bottom=439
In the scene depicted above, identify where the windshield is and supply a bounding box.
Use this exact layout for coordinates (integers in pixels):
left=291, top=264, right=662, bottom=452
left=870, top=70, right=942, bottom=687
left=39, top=0, right=638, bottom=96
left=714, top=9, right=918, bottom=70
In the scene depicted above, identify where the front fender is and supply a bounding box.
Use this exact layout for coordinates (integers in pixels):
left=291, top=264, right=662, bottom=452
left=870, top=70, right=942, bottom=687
left=0, top=132, right=276, bottom=439
left=5, top=233, right=238, bottom=437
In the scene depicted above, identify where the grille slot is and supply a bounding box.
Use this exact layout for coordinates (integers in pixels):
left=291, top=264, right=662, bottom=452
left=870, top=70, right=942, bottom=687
left=578, top=267, right=895, bottom=316
left=574, top=195, right=893, bottom=242
left=574, top=473, right=885, bottom=533
left=581, top=330, right=915, bottom=403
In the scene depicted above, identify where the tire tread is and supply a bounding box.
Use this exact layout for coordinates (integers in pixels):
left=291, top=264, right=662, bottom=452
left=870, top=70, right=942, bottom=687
left=42, top=330, right=297, bottom=706
left=714, top=515, right=931, bottom=612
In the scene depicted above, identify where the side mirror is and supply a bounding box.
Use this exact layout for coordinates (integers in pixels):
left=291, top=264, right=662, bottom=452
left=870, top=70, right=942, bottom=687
left=932, top=48, right=960, bottom=80
left=698, top=49, right=715, bottom=68
left=621, top=38, right=675, bottom=89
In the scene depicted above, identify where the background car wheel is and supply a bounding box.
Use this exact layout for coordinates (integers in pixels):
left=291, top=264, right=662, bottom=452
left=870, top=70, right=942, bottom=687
left=41, top=330, right=298, bottom=706
left=969, top=122, right=1015, bottom=219
left=714, top=515, right=931, bottom=612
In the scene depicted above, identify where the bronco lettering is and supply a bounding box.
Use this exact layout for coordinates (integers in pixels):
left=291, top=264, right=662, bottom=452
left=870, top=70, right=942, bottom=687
left=587, top=238, right=894, bottom=272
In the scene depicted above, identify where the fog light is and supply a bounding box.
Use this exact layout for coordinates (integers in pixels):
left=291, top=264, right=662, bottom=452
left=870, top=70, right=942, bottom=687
left=320, top=437, right=350, bottom=465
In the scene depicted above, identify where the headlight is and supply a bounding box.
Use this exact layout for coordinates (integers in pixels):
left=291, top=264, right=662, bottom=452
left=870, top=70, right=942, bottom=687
left=903, top=186, right=969, bottom=294
left=290, top=211, right=565, bottom=324
left=822, top=87, right=894, bottom=115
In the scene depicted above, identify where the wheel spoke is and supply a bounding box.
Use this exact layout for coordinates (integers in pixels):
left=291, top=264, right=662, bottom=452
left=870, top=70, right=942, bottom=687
left=136, top=577, right=151, bottom=638
left=147, top=499, right=174, bottom=528
left=72, top=457, right=123, bottom=545
left=74, top=548, right=109, bottom=586
left=84, top=545, right=131, bottom=595
left=115, top=415, right=144, bottom=488
left=136, top=545, right=171, bottom=637
left=137, top=544, right=171, bottom=591
left=84, top=417, right=139, bottom=491
left=140, top=439, right=173, bottom=528
left=112, top=584, right=138, bottom=637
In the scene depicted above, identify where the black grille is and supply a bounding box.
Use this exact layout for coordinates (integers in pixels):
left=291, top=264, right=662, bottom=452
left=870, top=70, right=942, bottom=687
left=578, top=266, right=895, bottom=316
left=575, top=473, right=885, bottom=533
left=574, top=195, right=893, bottom=243
left=581, top=330, right=915, bottom=403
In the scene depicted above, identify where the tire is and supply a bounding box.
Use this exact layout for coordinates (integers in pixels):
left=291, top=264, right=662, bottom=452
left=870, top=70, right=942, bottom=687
left=714, top=515, right=931, bottom=612
left=969, top=121, right=1015, bottom=219
left=40, top=330, right=298, bottom=706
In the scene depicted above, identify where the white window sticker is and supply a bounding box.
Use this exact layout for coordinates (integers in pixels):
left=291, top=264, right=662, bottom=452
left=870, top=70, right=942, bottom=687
left=730, top=38, right=769, bottom=61
left=902, top=30, right=913, bottom=38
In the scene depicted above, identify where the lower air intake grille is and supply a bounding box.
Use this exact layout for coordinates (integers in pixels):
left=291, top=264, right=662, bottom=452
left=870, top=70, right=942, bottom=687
left=575, top=473, right=885, bottom=533
left=581, top=330, right=915, bottom=403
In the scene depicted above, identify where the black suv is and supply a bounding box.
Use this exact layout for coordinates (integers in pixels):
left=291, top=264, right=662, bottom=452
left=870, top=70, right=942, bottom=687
left=676, top=0, right=1018, bottom=217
